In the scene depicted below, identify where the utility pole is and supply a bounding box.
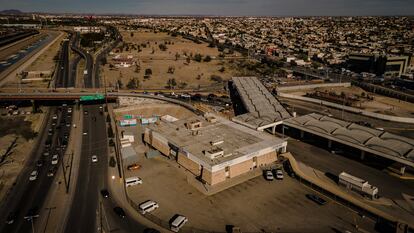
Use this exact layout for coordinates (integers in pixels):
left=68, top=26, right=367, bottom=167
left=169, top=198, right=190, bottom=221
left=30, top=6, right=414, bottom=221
left=24, top=213, right=39, bottom=233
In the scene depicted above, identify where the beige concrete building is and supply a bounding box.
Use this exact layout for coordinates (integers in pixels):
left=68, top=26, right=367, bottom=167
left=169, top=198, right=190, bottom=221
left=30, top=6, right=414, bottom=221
left=144, top=113, right=287, bottom=187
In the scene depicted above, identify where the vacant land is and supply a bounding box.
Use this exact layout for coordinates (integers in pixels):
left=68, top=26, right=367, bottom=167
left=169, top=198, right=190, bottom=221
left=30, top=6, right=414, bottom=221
left=102, top=29, right=241, bottom=90
left=0, top=111, right=45, bottom=202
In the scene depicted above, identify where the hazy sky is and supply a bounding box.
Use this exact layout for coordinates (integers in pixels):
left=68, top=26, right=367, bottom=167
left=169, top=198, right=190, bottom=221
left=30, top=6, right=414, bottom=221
left=1, top=0, right=413, bottom=16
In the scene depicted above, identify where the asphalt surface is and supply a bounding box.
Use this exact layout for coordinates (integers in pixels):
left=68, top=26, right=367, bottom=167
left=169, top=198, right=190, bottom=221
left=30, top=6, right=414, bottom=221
left=287, top=139, right=414, bottom=199
left=0, top=105, right=73, bottom=233
left=70, top=32, right=93, bottom=88
left=64, top=105, right=108, bottom=233
left=69, top=55, right=81, bottom=88
left=55, top=39, right=70, bottom=88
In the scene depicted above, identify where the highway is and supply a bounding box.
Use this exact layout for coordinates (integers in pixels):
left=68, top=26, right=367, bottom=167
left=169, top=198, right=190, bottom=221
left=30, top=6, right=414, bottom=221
left=55, top=38, right=70, bottom=88
left=70, top=32, right=93, bottom=88
left=64, top=105, right=107, bottom=233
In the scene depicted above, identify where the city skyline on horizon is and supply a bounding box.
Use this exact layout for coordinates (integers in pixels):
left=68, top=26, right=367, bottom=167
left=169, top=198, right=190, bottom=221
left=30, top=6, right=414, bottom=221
left=0, top=0, right=413, bottom=16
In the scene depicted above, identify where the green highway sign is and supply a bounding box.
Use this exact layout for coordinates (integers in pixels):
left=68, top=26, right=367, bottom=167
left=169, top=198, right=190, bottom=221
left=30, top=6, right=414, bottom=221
left=80, top=94, right=105, bottom=101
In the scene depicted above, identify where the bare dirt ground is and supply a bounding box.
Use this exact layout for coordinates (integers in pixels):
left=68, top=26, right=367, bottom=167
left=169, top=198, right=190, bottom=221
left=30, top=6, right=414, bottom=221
left=103, top=29, right=240, bottom=90
left=0, top=110, right=45, bottom=202
left=291, top=85, right=414, bottom=117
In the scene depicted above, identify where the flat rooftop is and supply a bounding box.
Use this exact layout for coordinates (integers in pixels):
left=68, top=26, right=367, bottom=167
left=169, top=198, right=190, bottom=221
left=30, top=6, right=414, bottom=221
left=147, top=113, right=286, bottom=167
left=232, top=76, right=291, bottom=130
left=283, top=113, right=414, bottom=167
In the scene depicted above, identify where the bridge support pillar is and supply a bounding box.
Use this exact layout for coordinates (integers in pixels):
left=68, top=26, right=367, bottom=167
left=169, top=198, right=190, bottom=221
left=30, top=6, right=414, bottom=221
left=327, top=139, right=332, bottom=148
left=360, top=150, right=365, bottom=160
left=300, top=130, right=304, bottom=139
left=31, top=100, right=36, bottom=113
left=400, top=166, right=406, bottom=175
left=272, top=126, right=276, bottom=135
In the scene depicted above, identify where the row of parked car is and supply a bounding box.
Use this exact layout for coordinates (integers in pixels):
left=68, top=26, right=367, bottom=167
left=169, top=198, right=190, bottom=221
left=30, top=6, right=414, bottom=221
left=264, top=168, right=284, bottom=181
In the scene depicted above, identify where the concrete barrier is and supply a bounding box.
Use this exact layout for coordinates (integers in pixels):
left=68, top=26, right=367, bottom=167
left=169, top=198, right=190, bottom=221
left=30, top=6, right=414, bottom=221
left=276, top=82, right=351, bottom=92
left=278, top=92, right=414, bottom=124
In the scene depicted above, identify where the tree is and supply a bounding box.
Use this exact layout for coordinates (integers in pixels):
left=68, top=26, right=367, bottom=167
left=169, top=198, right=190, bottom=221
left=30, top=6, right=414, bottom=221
left=167, top=78, right=177, bottom=89
left=117, top=79, right=123, bottom=89
left=175, top=52, right=180, bottom=61
left=159, top=44, right=167, bottom=51
left=194, top=53, right=203, bottom=62
left=203, top=55, right=212, bottom=62
left=186, top=57, right=191, bottom=64
left=218, top=67, right=225, bottom=73
left=130, top=32, right=134, bottom=37
left=145, top=68, right=152, bottom=76
left=126, top=78, right=138, bottom=89
left=167, top=66, right=175, bottom=74
left=178, top=82, right=188, bottom=89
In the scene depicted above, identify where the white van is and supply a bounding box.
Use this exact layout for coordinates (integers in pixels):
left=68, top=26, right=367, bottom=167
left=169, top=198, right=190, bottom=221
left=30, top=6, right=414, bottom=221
left=125, top=177, right=142, bottom=187
left=138, top=200, right=159, bottom=214
left=170, top=215, right=188, bottom=232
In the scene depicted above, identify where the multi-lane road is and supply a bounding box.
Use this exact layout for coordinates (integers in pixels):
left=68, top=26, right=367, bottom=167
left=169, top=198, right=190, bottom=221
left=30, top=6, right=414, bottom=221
left=0, top=105, right=73, bottom=233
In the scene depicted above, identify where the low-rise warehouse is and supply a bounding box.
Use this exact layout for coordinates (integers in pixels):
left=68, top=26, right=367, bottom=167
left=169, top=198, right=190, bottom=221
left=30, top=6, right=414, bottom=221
left=144, top=113, right=287, bottom=187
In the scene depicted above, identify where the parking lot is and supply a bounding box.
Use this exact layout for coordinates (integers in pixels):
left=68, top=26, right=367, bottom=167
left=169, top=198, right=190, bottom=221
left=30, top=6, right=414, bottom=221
left=124, top=151, right=376, bottom=232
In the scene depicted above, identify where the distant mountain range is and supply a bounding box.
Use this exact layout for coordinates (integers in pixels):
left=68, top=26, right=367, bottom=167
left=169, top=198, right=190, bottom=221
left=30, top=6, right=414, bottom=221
left=0, top=9, right=24, bottom=15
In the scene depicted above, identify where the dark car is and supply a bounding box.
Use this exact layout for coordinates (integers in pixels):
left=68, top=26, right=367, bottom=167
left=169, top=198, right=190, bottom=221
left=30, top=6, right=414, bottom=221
left=113, top=207, right=126, bottom=218
left=6, top=212, right=17, bottom=224
left=36, top=160, right=44, bottom=167
left=101, top=189, right=109, bottom=198
left=306, top=194, right=327, bottom=205
left=143, top=228, right=161, bottom=233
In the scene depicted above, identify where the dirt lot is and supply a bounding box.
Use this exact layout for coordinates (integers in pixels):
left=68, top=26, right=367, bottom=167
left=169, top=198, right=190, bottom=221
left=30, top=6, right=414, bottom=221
left=102, top=29, right=240, bottom=90
left=291, top=85, right=414, bottom=117
left=0, top=110, right=45, bottom=202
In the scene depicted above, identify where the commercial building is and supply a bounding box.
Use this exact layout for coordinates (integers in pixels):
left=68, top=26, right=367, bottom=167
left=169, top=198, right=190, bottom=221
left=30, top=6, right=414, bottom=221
left=347, top=53, right=411, bottom=78
left=144, top=113, right=287, bottom=187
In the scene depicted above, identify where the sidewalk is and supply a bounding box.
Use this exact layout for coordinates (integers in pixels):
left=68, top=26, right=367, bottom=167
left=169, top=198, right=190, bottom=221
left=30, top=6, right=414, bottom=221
left=34, top=104, right=83, bottom=233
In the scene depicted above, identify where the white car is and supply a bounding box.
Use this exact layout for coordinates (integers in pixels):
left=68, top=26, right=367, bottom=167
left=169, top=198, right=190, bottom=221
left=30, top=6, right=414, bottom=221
left=139, top=200, right=159, bottom=214
left=265, top=170, right=274, bottom=181
left=29, top=170, right=38, bottom=181
left=51, top=154, right=59, bottom=165
left=276, top=169, right=284, bottom=180
left=91, top=155, right=98, bottom=163
left=67, top=108, right=72, bottom=113
left=83, top=131, right=88, bottom=136
left=170, top=215, right=188, bottom=232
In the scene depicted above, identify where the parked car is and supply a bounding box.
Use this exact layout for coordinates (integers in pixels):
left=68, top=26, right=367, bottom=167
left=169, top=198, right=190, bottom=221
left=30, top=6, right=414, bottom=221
left=265, top=170, right=274, bottom=181
left=127, top=163, right=141, bottom=171
left=139, top=200, right=159, bottom=214
left=275, top=169, right=284, bottom=180
left=170, top=215, right=188, bottom=232
left=306, top=194, right=327, bottom=205
left=29, top=170, right=38, bottom=181
left=91, top=155, right=98, bottom=163
left=113, top=207, right=126, bottom=218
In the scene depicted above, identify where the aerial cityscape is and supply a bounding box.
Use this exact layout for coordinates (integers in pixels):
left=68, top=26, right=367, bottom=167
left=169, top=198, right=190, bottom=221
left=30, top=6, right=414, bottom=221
left=0, top=1, right=413, bottom=233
